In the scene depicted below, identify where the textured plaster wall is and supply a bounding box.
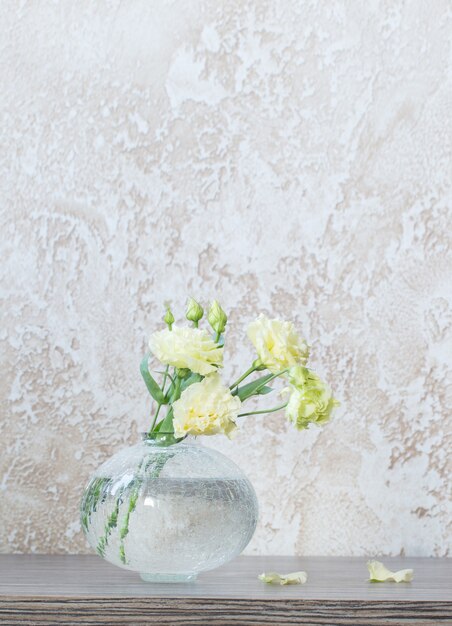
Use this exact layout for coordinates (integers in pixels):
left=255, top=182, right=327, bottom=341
left=1, top=1, right=451, bottom=557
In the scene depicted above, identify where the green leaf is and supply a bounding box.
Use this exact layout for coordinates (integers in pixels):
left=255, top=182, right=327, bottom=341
left=180, top=372, right=203, bottom=392
left=140, top=355, right=167, bottom=404
left=158, top=407, right=174, bottom=434
left=254, top=385, right=273, bottom=395
left=164, top=379, right=176, bottom=402
left=80, top=477, right=112, bottom=532
left=163, top=371, right=202, bottom=403
left=234, top=374, right=275, bottom=402
left=153, top=370, right=175, bottom=384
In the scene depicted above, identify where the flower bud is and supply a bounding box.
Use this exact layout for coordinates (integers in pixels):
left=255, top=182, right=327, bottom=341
left=207, top=300, right=228, bottom=336
left=163, top=304, right=175, bottom=330
left=185, top=297, right=204, bottom=326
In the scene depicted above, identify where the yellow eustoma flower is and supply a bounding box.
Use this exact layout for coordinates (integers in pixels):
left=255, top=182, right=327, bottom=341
left=247, top=314, right=309, bottom=373
left=286, top=366, right=339, bottom=430
left=148, top=326, right=223, bottom=376
left=172, top=373, right=241, bottom=439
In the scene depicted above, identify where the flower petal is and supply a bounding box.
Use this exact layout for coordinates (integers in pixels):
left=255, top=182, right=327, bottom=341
left=258, top=571, right=308, bottom=585
left=367, top=560, right=413, bottom=583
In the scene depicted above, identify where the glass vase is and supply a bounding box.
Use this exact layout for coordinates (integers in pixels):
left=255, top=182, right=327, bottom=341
left=80, top=434, right=258, bottom=582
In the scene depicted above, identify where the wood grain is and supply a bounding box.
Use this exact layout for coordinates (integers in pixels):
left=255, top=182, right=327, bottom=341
left=0, top=555, right=450, bottom=625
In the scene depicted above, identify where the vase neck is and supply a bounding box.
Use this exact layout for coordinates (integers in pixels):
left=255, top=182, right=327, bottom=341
left=140, top=432, right=186, bottom=448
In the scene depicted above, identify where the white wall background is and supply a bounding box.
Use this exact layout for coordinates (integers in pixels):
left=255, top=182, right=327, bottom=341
left=0, top=0, right=451, bottom=556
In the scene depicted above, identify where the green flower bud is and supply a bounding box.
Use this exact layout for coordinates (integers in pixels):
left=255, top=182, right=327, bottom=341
left=185, top=297, right=204, bottom=326
left=163, top=304, right=175, bottom=330
left=207, top=300, right=228, bottom=336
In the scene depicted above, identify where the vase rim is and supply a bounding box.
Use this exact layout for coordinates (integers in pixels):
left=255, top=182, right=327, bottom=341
left=140, top=432, right=193, bottom=447
left=141, top=431, right=175, bottom=438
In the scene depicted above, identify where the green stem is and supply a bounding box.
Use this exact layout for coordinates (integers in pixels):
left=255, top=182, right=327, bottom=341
left=149, top=405, right=162, bottom=435
left=215, top=331, right=221, bottom=343
left=238, top=402, right=288, bottom=417
left=157, top=375, right=181, bottom=435
left=229, top=365, right=257, bottom=390
left=169, top=375, right=181, bottom=403
left=96, top=490, right=122, bottom=557
left=148, top=365, right=170, bottom=435
left=119, top=459, right=145, bottom=564
left=81, top=477, right=110, bottom=533
left=252, top=368, right=289, bottom=394
left=162, top=365, right=169, bottom=390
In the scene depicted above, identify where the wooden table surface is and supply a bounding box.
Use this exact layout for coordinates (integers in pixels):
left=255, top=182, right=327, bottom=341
left=0, top=554, right=450, bottom=625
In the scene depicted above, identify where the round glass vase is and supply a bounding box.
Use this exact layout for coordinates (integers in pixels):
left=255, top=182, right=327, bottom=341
left=80, top=434, right=258, bottom=583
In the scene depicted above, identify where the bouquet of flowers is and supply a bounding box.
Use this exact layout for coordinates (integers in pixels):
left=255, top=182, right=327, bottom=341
left=142, top=298, right=339, bottom=442
left=81, top=298, right=340, bottom=579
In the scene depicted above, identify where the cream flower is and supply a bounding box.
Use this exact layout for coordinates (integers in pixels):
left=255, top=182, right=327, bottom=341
left=172, top=372, right=241, bottom=439
left=148, top=326, right=223, bottom=376
left=247, top=314, right=309, bottom=373
left=286, top=366, right=339, bottom=430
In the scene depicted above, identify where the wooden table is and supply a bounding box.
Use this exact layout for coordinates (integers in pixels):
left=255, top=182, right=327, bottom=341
left=0, top=554, right=450, bottom=624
